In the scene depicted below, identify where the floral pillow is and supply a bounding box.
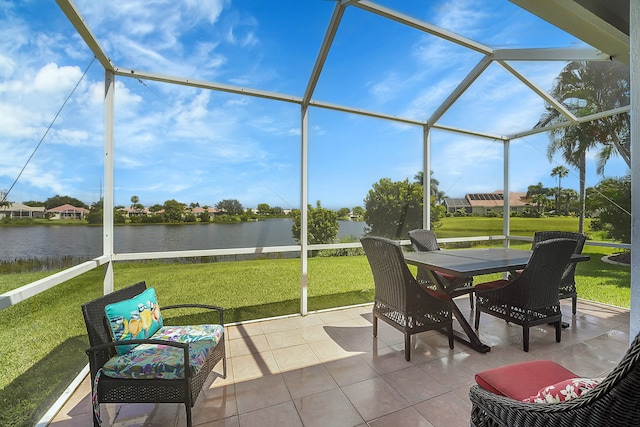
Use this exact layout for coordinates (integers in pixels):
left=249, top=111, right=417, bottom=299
left=105, top=287, right=163, bottom=355
left=522, top=377, right=602, bottom=403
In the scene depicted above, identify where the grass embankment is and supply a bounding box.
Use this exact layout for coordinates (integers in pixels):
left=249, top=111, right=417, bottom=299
left=0, top=216, right=629, bottom=425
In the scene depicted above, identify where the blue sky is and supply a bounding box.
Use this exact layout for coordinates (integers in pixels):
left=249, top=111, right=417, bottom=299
left=0, top=0, right=630, bottom=211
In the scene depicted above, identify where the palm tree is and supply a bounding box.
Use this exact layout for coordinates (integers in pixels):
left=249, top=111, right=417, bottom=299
left=414, top=171, right=446, bottom=204
left=536, top=60, right=630, bottom=232
left=561, top=188, right=579, bottom=216
left=550, top=165, right=569, bottom=214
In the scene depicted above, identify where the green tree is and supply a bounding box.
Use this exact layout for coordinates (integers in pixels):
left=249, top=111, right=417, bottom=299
left=586, top=176, right=630, bottom=243
left=364, top=178, right=428, bottom=239
left=216, top=199, right=244, bottom=216
left=414, top=170, right=446, bottom=204
left=550, top=165, right=569, bottom=213
left=336, top=207, right=350, bottom=219
left=149, top=204, right=163, bottom=213
left=257, top=203, right=271, bottom=215
left=537, top=60, right=630, bottom=232
left=291, top=201, right=339, bottom=245
left=163, top=199, right=186, bottom=222
left=561, top=188, right=579, bottom=216
left=199, top=207, right=211, bottom=223
left=351, top=206, right=365, bottom=220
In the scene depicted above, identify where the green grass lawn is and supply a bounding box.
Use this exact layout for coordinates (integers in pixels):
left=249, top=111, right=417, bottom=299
left=0, top=216, right=630, bottom=426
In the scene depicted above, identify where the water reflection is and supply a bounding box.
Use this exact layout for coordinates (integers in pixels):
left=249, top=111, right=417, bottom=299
left=0, top=219, right=366, bottom=261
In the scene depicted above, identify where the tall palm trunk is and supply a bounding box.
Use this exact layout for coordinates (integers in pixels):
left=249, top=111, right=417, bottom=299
left=578, top=152, right=586, bottom=233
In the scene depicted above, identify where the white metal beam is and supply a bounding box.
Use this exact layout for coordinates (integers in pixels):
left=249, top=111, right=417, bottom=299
left=114, top=67, right=303, bottom=104
left=427, top=56, right=492, bottom=127
left=510, top=0, right=629, bottom=63
left=355, top=1, right=493, bottom=55
left=303, top=3, right=345, bottom=105
left=507, top=105, right=630, bottom=139
left=498, top=60, right=578, bottom=123
left=629, top=0, right=639, bottom=343
left=492, top=47, right=610, bottom=61
left=56, top=0, right=114, bottom=71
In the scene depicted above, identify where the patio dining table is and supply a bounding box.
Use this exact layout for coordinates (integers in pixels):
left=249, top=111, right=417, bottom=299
left=404, top=247, right=590, bottom=353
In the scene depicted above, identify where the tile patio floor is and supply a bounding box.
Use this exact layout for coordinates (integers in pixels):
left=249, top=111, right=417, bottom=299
left=49, top=298, right=631, bottom=427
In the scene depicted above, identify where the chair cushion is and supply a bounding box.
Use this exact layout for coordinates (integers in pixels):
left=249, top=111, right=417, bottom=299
left=102, top=324, right=224, bottom=379
left=522, top=377, right=602, bottom=403
left=105, top=287, right=163, bottom=355
left=475, top=360, right=577, bottom=401
left=421, top=286, right=450, bottom=302
left=474, top=279, right=510, bottom=292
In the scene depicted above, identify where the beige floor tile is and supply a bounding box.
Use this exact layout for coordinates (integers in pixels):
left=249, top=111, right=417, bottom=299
left=290, top=313, right=326, bottom=329
left=234, top=374, right=291, bottom=414
left=360, top=345, right=413, bottom=375
left=199, top=416, right=240, bottom=427
left=281, top=364, right=339, bottom=399
left=382, top=365, right=449, bottom=405
left=418, top=355, right=476, bottom=390
left=272, top=343, right=321, bottom=371
left=195, top=383, right=238, bottom=422
left=298, top=324, right=334, bottom=343
left=368, top=407, right=434, bottom=427
left=232, top=351, right=280, bottom=381
left=308, top=338, right=360, bottom=362
left=230, top=334, right=270, bottom=357
left=260, top=317, right=297, bottom=334
left=414, top=391, right=471, bottom=427
left=341, top=376, right=410, bottom=421
left=316, top=309, right=353, bottom=325
left=266, top=329, right=306, bottom=350
left=237, top=401, right=302, bottom=427
left=323, top=355, right=379, bottom=387
left=293, top=388, right=364, bottom=427
left=226, top=322, right=264, bottom=339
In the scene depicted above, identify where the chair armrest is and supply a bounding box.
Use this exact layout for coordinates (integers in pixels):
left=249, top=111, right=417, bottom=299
left=161, top=303, right=225, bottom=327
left=469, top=384, right=592, bottom=425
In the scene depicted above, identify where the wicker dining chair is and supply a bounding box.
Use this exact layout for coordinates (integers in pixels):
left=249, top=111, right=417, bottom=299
left=361, top=236, right=454, bottom=361
left=474, top=238, right=576, bottom=352
left=407, top=229, right=475, bottom=309
left=531, top=230, right=587, bottom=315
left=469, top=330, right=640, bottom=426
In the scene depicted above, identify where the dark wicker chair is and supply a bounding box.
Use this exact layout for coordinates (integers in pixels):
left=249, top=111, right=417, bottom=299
left=474, top=238, right=576, bottom=352
left=532, top=230, right=587, bottom=315
left=361, top=236, right=454, bottom=361
left=407, top=229, right=475, bottom=308
left=470, top=330, right=640, bottom=426
left=81, top=281, right=227, bottom=427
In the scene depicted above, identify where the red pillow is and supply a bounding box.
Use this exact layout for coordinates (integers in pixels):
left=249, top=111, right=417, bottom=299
left=522, top=377, right=602, bottom=403
left=475, top=360, right=577, bottom=401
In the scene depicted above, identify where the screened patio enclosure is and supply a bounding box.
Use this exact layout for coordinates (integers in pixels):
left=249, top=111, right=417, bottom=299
left=2, top=1, right=639, bottom=424
left=3, top=1, right=636, bottom=338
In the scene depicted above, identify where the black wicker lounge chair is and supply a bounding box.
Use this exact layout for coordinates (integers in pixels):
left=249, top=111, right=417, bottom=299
left=470, top=330, right=640, bottom=426
left=81, top=281, right=226, bottom=427
left=407, top=229, right=475, bottom=308
left=361, top=236, right=454, bottom=361
left=474, top=238, right=576, bottom=351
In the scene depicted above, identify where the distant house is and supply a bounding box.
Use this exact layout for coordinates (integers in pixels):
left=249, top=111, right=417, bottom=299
left=120, top=206, right=150, bottom=217
left=46, top=204, right=90, bottom=220
left=191, top=207, right=219, bottom=217
left=0, top=202, right=46, bottom=219
left=444, top=191, right=531, bottom=216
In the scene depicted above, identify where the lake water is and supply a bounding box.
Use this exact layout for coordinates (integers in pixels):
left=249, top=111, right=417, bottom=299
left=0, top=219, right=367, bottom=261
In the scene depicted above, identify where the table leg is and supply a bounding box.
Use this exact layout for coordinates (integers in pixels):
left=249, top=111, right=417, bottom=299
left=428, top=271, right=491, bottom=353
left=449, top=299, right=491, bottom=353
